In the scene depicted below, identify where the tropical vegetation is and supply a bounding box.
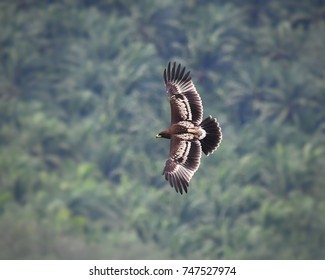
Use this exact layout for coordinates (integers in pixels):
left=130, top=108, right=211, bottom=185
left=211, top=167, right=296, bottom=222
left=0, top=0, right=324, bottom=259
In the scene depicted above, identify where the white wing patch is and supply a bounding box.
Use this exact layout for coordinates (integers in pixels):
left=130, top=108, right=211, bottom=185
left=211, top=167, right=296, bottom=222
left=170, top=95, right=192, bottom=121
left=172, top=140, right=191, bottom=163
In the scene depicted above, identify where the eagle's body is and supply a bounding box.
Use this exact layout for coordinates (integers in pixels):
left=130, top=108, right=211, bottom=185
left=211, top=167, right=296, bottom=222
left=158, top=121, right=205, bottom=140
left=156, top=62, right=222, bottom=194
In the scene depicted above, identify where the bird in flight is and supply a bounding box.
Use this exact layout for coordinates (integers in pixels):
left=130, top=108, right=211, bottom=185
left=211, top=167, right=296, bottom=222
left=156, top=62, right=222, bottom=194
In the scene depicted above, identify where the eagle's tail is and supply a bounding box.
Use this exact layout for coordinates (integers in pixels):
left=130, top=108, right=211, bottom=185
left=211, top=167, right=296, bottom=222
left=200, top=116, right=222, bottom=156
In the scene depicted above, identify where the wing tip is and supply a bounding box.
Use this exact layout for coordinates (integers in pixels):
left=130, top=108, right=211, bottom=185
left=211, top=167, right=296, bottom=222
left=164, top=61, right=191, bottom=85
left=163, top=167, right=189, bottom=195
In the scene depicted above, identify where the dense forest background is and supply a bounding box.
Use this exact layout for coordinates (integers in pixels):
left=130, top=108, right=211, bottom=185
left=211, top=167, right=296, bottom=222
left=0, top=0, right=324, bottom=259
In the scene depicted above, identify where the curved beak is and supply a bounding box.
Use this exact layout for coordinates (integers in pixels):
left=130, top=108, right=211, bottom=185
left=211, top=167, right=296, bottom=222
left=156, top=134, right=161, bottom=138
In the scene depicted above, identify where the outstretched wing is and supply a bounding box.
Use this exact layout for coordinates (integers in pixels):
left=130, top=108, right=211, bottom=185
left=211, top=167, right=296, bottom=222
left=162, top=136, right=202, bottom=194
left=164, top=62, right=203, bottom=125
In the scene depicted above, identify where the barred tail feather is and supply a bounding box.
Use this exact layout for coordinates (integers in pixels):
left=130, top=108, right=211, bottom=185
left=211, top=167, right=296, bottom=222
left=200, top=116, right=222, bottom=156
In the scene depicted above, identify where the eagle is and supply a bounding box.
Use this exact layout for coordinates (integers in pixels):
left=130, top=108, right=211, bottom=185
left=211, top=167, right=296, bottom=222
left=156, top=62, right=222, bottom=194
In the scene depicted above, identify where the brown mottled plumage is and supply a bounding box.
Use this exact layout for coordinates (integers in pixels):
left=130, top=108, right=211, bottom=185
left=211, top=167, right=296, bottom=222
left=156, top=62, right=222, bottom=194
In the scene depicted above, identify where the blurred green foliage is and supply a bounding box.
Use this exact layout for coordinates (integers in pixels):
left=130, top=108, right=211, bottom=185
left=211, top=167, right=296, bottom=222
left=0, top=0, right=324, bottom=259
